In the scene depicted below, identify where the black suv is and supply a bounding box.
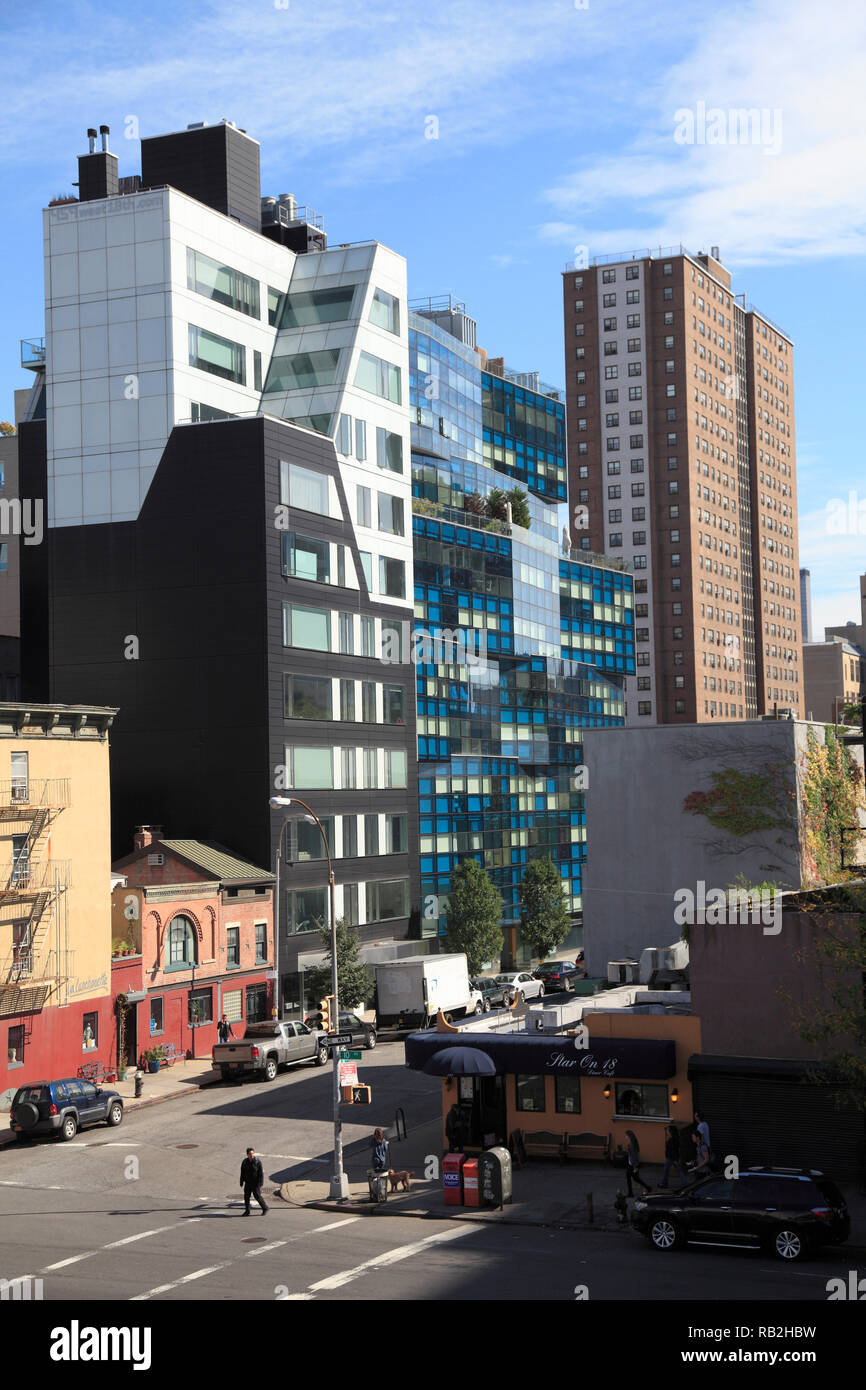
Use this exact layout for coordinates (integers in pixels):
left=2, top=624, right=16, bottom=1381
left=631, top=1166, right=850, bottom=1262
left=10, top=1078, right=125, bottom=1142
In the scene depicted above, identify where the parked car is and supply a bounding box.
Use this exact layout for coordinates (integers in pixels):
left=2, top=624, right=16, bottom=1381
left=470, top=977, right=509, bottom=1011
left=631, top=1166, right=850, bottom=1262
left=213, top=1020, right=328, bottom=1082
left=533, top=961, right=577, bottom=992
left=336, top=1012, right=377, bottom=1050
left=10, top=1078, right=124, bottom=1142
left=495, top=971, right=545, bottom=1005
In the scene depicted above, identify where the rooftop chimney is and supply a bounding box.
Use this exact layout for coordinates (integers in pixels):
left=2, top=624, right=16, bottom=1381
left=77, top=124, right=119, bottom=202
left=134, top=825, right=164, bottom=852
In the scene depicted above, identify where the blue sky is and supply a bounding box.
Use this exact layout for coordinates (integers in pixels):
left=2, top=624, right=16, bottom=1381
left=2, top=0, right=864, bottom=635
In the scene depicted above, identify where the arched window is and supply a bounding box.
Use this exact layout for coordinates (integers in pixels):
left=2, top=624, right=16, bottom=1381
left=167, top=915, right=197, bottom=969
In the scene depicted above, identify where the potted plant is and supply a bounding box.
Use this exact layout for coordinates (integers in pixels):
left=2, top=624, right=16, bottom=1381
left=144, top=1048, right=163, bottom=1074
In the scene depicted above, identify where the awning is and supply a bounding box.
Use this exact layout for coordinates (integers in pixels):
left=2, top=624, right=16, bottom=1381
left=405, top=1031, right=677, bottom=1079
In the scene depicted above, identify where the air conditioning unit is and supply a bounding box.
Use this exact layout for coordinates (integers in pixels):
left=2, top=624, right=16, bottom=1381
left=607, top=959, right=640, bottom=985
left=532, top=1008, right=561, bottom=1033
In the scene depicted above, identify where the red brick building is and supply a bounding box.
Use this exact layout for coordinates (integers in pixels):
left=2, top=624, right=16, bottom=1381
left=112, top=828, right=274, bottom=1065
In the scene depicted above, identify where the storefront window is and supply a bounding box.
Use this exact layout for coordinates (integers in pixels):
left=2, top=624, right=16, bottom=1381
left=149, top=998, right=164, bottom=1036
left=515, top=1074, right=546, bottom=1113
left=189, top=988, right=213, bottom=1027
left=246, top=982, right=268, bottom=1023
left=82, top=1012, right=98, bottom=1051
left=615, top=1082, right=668, bottom=1117
left=554, top=1075, right=582, bottom=1114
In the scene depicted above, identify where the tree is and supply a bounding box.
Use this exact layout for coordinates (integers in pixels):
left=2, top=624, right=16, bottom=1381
left=518, top=857, right=570, bottom=961
left=485, top=488, right=509, bottom=521
left=792, top=886, right=866, bottom=1113
left=443, top=858, right=503, bottom=974
left=0, top=422, right=16, bottom=436
left=508, top=487, right=531, bottom=530
left=304, top=917, right=372, bottom=1012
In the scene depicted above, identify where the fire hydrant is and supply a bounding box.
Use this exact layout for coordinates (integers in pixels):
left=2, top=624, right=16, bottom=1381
left=614, top=1191, right=629, bottom=1225
left=134, top=1070, right=144, bottom=1099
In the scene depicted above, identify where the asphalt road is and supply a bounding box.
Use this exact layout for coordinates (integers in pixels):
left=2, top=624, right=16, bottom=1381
left=0, top=1039, right=861, bottom=1310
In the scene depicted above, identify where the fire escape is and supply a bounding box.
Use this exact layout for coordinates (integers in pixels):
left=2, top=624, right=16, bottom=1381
left=0, top=777, right=70, bottom=1017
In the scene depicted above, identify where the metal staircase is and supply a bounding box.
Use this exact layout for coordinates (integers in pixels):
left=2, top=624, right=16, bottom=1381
left=0, top=779, right=70, bottom=1009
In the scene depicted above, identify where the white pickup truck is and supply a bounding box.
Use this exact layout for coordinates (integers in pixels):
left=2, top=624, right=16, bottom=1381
left=212, top=1020, right=329, bottom=1082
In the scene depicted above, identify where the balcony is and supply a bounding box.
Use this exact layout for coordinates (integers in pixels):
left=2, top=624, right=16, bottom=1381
left=0, top=859, right=70, bottom=898
left=20, top=338, right=45, bottom=371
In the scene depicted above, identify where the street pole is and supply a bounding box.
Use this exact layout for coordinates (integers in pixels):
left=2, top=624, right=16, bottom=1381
left=273, top=822, right=283, bottom=1018
left=270, top=795, right=349, bottom=1201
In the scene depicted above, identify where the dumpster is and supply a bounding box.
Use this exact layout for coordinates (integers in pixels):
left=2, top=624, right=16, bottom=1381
left=478, top=1146, right=512, bottom=1208
left=367, top=1169, right=389, bottom=1203
left=463, top=1158, right=480, bottom=1207
left=442, top=1151, right=465, bottom=1206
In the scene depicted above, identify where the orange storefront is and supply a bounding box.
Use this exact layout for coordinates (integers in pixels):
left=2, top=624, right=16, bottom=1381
left=406, top=1013, right=701, bottom=1164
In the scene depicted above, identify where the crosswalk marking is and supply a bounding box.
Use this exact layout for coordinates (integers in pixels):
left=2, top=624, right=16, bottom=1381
left=40, top=1218, right=202, bottom=1271
left=308, top=1225, right=475, bottom=1293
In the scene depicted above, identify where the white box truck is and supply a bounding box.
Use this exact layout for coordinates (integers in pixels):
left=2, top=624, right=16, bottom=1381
left=374, top=954, right=483, bottom=1029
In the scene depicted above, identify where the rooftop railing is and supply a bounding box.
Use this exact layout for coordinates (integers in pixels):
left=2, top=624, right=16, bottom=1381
left=20, top=338, right=45, bottom=370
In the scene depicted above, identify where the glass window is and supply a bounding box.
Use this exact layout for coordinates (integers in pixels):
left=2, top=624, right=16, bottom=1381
left=376, top=427, right=404, bottom=473
left=381, top=618, right=404, bottom=662
left=287, top=669, right=335, bottom=717
left=342, top=816, right=358, bottom=858
left=283, top=603, right=331, bottom=651
left=359, top=551, right=373, bottom=589
left=267, top=285, right=285, bottom=326
left=356, top=351, right=402, bottom=404
left=365, top=813, right=379, bottom=855
left=369, top=288, right=400, bottom=334
left=366, top=878, right=409, bottom=922
left=363, top=747, right=378, bottom=788
left=340, top=679, right=356, bottom=721
left=383, top=685, right=405, bottom=724
left=226, top=925, right=240, bottom=968
left=614, top=1082, right=668, bottom=1117
left=289, top=886, right=328, bottom=936
left=187, top=248, right=260, bottom=318
left=287, top=746, right=334, bottom=789
left=361, top=682, right=376, bottom=722
left=339, top=612, right=354, bottom=654
left=264, top=348, right=340, bottom=393
left=255, top=923, right=267, bottom=963
left=337, top=414, right=352, bottom=454
left=167, top=915, right=197, bottom=969
left=355, top=419, right=367, bottom=461
left=344, top=882, right=360, bottom=926
left=187, top=989, right=211, bottom=1034
left=282, top=533, right=329, bottom=583
left=378, top=492, right=404, bottom=536
left=82, top=1012, right=99, bottom=1051
left=385, top=812, right=407, bottom=854
left=379, top=556, right=406, bottom=599
left=516, top=1075, right=546, bottom=1112
left=188, top=325, right=246, bottom=384
left=279, top=284, right=356, bottom=327
left=341, top=747, right=357, bottom=788
left=149, top=997, right=164, bottom=1036
left=293, top=816, right=334, bottom=861
left=356, top=484, right=372, bottom=528
left=246, top=982, right=268, bottom=1023
left=386, top=748, right=407, bottom=788
left=253, top=350, right=262, bottom=391
left=361, top=616, right=376, bottom=657
left=0, top=543, right=9, bottom=574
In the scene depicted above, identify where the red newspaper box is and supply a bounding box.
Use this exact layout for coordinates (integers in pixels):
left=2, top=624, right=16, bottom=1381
left=442, top=1152, right=465, bottom=1205
left=462, top=1157, right=480, bottom=1207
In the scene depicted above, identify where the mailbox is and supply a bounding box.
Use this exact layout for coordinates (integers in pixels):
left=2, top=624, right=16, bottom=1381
left=478, top=1146, right=512, bottom=1208
left=442, top=1151, right=465, bottom=1206
left=462, top=1157, right=480, bottom=1208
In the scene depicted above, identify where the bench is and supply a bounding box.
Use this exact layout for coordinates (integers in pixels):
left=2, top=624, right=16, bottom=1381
left=565, top=1131, right=611, bottom=1163
left=521, top=1129, right=567, bottom=1163
left=159, top=1044, right=180, bottom=1067
left=77, top=1061, right=112, bottom=1084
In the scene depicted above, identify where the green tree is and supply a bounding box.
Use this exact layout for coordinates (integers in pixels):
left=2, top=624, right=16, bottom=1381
left=485, top=487, right=509, bottom=521
left=304, top=917, right=372, bottom=1012
left=508, top=487, right=531, bottom=530
left=518, top=857, right=570, bottom=961
left=792, top=886, right=866, bottom=1113
left=443, top=857, right=503, bottom=974
left=0, top=422, right=16, bottom=436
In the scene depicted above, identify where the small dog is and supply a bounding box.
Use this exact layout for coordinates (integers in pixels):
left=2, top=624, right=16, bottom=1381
left=388, top=1169, right=413, bottom=1192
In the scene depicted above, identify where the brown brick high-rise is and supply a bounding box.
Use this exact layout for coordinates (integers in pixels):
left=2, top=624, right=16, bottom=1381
left=563, top=247, right=802, bottom=723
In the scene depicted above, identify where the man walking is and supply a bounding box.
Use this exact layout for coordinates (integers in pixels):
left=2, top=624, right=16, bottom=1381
left=240, top=1147, right=269, bottom=1216
left=218, top=1015, right=235, bottom=1043
left=661, top=1124, right=688, bottom=1189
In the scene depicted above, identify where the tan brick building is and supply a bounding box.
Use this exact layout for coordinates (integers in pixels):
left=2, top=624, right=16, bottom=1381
left=563, top=247, right=802, bottom=724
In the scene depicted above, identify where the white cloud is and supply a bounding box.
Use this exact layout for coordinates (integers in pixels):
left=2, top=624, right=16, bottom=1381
left=540, top=0, right=866, bottom=264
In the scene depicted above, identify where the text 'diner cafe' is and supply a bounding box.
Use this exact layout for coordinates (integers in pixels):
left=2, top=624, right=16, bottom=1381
left=405, top=1013, right=699, bottom=1160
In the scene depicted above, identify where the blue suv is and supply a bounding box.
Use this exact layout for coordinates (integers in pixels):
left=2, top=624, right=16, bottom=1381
left=10, top=1078, right=124, bottom=1142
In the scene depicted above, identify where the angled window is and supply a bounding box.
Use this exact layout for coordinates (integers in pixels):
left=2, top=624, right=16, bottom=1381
left=279, top=284, right=356, bottom=327
left=369, top=288, right=400, bottom=335
left=187, top=249, right=259, bottom=318
left=264, top=348, right=340, bottom=393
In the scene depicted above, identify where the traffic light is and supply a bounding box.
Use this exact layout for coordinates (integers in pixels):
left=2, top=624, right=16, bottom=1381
left=319, top=996, right=334, bottom=1033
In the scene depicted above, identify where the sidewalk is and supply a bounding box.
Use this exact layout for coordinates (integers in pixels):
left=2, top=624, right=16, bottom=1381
left=0, top=1058, right=221, bottom=1145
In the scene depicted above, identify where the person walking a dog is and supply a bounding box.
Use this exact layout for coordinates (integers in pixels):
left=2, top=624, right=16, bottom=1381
left=239, top=1147, right=269, bottom=1215
left=370, top=1127, right=390, bottom=1173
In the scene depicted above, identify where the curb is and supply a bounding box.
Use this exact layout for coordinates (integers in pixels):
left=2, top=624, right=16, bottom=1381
left=0, top=1073, right=221, bottom=1145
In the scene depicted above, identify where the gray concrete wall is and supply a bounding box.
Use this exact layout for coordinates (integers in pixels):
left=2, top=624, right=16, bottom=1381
left=581, top=719, right=813, bottom=976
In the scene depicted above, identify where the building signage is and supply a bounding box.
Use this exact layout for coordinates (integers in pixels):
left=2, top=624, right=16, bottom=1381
left=68, top=972, right=109, bottom=997
left=405, top=1033, right=677, bottom=1079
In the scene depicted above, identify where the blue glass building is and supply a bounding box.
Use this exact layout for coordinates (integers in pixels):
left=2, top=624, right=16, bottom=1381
left=410, top=303, right=634, bottom=965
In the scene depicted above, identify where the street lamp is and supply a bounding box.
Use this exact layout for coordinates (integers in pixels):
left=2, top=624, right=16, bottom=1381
left=270, top=795, right=349, bottom=1202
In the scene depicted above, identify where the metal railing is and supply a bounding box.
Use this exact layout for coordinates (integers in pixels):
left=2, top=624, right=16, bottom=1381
left=0, top=779, right=70, bottom=810
left=0, top=859, right=69, bottom=893
left=20, top=338, right=45, bottom=370
left=565, top=245, right=687, bottom=271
